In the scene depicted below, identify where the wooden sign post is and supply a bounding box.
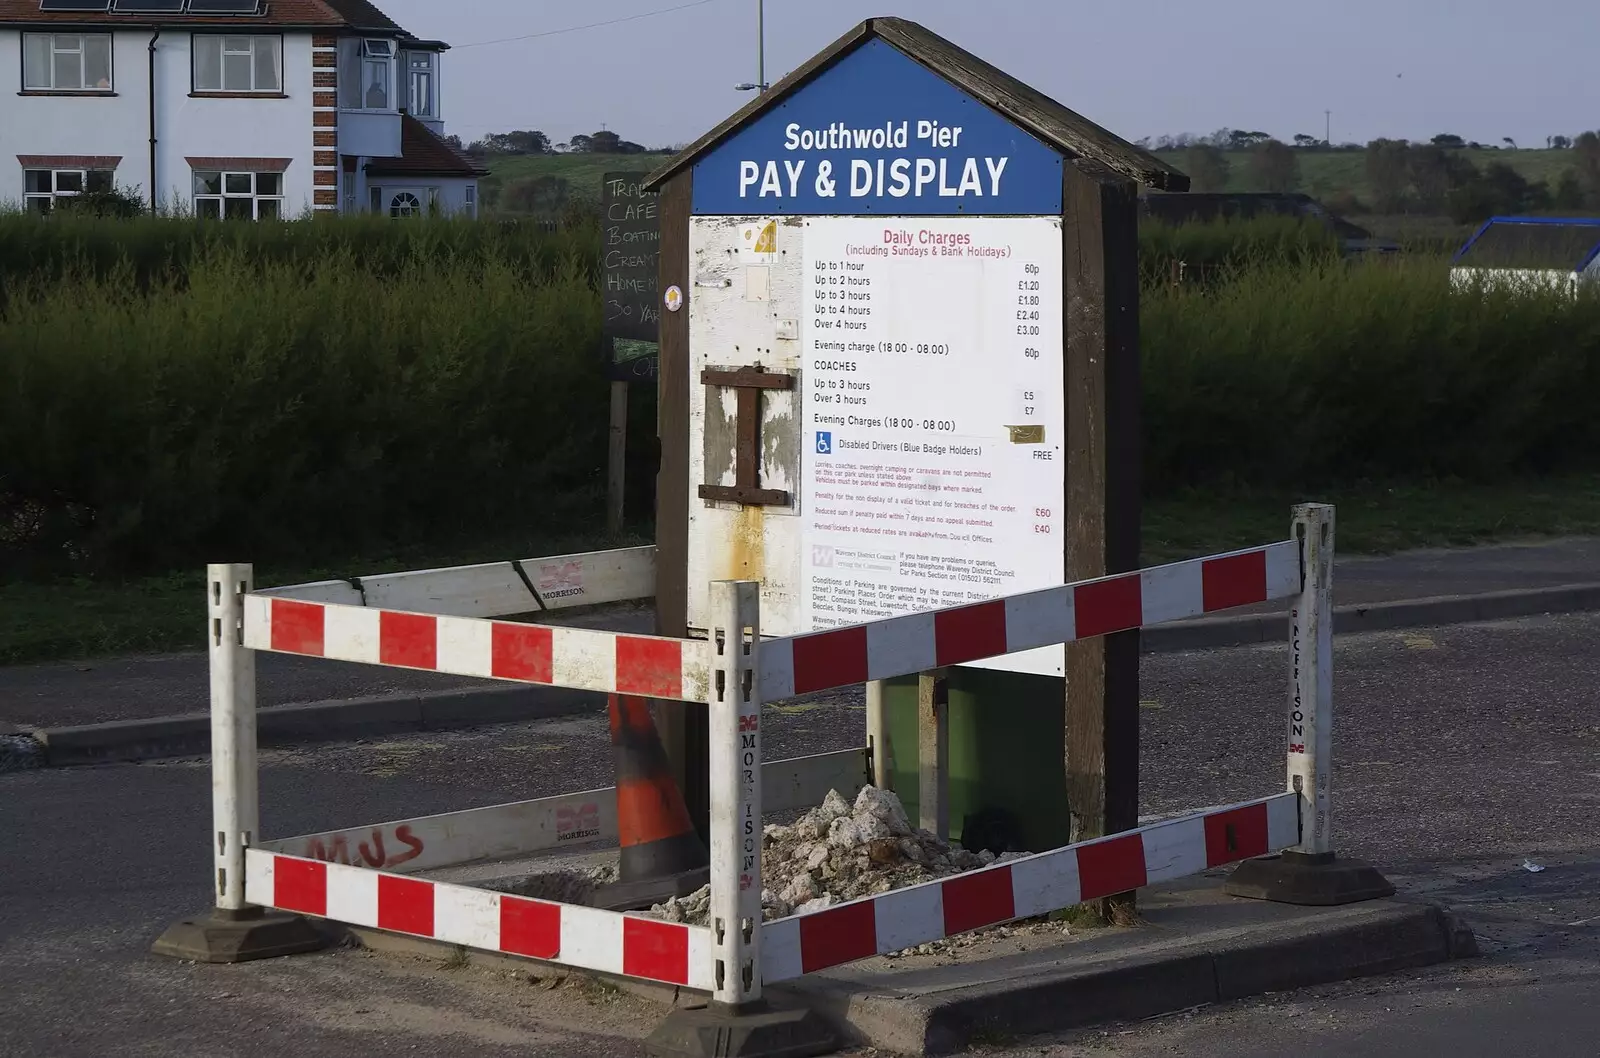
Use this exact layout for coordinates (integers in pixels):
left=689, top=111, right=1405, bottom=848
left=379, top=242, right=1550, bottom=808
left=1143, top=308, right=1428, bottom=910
left=643, top=18, right=1187, bottom=925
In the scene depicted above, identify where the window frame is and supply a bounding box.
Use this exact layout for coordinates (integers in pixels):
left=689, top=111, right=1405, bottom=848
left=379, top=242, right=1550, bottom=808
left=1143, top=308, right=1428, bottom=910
left=191, top=169, right=286, bottom=221
left=190, top=33, right=284, bottom=95
left=464, top=184, right=476, bottom=219
left=21, top=32, right=115, bottom=93
left=358, top=37, right=395, bottom=111
left=23, top=166, right=116, bottom=212
left=405, top=50, right=434, bottom=117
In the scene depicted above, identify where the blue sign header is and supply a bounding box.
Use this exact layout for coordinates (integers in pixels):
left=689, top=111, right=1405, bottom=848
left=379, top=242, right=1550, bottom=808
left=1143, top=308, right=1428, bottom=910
left=691, top=39, right=1063, bottom=216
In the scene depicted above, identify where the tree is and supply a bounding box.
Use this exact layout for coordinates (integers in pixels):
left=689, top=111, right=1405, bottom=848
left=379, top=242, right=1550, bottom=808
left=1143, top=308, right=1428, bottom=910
left=465, top=130, right=551, bottom=156
left=1553, top=169, right=1588, bottom=210
left=1293, top=133, right=1321, bottom=149
left=1365, top=138, right=1411, bottom=213
left=1552, top=135, right=1573, bottom=150
left=1185, top=144, right=1231, bottom=192
left=1228, top=129, right=1272, bottom=151
left=1408, top=145, right=1478, bottom=212
left=443, top=133, right=466, bottom=152
left=1248, top=139, right=1299, bottom=192
left=1431, top=133, right=1466, bottom=149
left=1502, top=137, right=1517, bottom=150
left=1574, top=131, right=1600, bottom=203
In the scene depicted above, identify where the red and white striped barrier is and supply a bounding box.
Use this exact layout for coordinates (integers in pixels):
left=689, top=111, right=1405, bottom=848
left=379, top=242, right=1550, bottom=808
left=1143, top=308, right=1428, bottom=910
left=244, top=849, right=713, bottom=989
left=187, top=509, right=1337, bottom=1010
left=761, top=794, right=1298, bottom=981
left=242, top=594, right=712, bottom=703
left=759, top=541, right=1298, bottom=699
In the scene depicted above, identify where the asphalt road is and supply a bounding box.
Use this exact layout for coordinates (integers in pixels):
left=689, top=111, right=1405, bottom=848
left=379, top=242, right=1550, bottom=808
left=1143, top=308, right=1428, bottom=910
left=5, top=537, right=1597, bottom=730
left=4, top=611, right=1600, bottom=1057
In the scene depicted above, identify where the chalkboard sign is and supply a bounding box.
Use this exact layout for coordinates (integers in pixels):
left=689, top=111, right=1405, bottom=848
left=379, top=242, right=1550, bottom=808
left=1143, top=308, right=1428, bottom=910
left=602, top=171, right=660, bottom=379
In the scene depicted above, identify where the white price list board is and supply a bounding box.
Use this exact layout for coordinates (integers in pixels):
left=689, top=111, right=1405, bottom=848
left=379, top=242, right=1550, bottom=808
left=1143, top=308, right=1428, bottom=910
left=799, top=216, right=1066, bottom=676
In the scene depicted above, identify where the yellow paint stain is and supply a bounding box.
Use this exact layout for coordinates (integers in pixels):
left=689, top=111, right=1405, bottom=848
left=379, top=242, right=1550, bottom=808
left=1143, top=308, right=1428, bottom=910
left=770, top=701, right=826, bottom=715
left=1140, top=699, right=1162, bottom=710
left=1402, top=634, right=1436, bottom=650
left=729, top=504, right=766, bottom=583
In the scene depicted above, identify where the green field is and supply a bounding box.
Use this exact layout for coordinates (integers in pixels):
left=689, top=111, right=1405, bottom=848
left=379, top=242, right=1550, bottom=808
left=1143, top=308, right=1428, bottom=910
left=1150, top=147, right=1578, bottom=205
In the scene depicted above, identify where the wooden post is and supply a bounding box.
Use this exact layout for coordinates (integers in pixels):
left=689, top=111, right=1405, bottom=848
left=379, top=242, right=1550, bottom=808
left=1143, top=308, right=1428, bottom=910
left=606, top=379, right=628, bottom=535
left=917, top=669, right=949, bottom=839
left=866, top=679, right=892, bottom=790
left=1061, top=158, right=1142, bottom=923
left=651, top=171, right=711, bottom=844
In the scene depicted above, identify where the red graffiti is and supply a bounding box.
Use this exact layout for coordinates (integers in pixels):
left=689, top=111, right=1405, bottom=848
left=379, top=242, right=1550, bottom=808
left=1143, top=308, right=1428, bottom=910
left=304, top=824, right=425, bottom=869
left=556, top=802, right=601, bottom=842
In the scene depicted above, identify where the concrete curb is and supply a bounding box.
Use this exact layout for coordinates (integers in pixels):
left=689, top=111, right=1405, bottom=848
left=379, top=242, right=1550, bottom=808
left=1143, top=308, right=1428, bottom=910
left=783, top=900, right=1478, bottom=1055
left=334, top=897, right=1475, bottom=1056
left=8, top=581, right=1600, bottom=770
left=1141, top=580, right=1600, bottom=653
left=30, top=684, right=602, bottom=767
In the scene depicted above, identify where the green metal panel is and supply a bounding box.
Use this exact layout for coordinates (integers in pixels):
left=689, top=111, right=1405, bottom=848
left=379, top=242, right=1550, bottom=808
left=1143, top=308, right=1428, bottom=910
left=881, top=667, right=1070, bottom=854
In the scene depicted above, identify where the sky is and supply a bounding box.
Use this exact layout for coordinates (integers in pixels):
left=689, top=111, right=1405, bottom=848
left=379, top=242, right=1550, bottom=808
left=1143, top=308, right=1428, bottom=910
left=376, top=0, right=1595, bottom=150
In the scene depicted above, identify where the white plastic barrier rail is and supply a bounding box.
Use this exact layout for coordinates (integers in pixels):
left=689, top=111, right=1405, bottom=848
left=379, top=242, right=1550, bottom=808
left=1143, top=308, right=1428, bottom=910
left=200, top=508, right=1335, bottom=1000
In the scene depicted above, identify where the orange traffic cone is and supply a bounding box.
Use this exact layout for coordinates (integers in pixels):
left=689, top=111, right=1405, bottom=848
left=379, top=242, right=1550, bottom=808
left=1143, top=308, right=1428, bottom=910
left=592, top=694, right=710, bottom=911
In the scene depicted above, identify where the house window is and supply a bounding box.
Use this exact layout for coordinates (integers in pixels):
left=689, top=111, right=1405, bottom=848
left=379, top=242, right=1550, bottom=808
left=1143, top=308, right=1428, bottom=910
left=389, top=191, right=421, bottom=218
left=361, top=39, right=393, bottom=109
left=193, top=35, right=281, bottom=93
left=370, top=186, right=382, bottom=212
left=464, top=185, right=476, bottom=218
left=406, top=52, right=433, bottom=117
left=24, top=168, right=114, bottom=211
left=23, top=33, right=113, bottom=92
left=193, top=170, right=284, bottom=220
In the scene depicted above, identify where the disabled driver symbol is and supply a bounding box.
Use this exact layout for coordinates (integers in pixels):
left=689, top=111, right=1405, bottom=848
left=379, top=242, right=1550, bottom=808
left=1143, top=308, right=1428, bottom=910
left=815, top=431, right=832, bottom=455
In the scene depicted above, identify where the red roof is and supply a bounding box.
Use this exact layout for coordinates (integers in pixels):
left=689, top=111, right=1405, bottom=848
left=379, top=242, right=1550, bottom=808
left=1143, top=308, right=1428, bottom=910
left=365, top=115, right=488, bottom=179
left=0, top=0, right=408, bottom=32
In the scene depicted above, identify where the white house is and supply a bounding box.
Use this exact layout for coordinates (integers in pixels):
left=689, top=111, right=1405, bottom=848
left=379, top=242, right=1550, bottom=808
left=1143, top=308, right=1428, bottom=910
left=1450, top=216, right=1600, bottom=296
left=0, top=0, right=484, bottom=217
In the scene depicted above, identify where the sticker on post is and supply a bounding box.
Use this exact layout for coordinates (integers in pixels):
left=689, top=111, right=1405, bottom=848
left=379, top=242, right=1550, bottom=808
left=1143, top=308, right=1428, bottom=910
left=664, top=284, right=684, bottom=312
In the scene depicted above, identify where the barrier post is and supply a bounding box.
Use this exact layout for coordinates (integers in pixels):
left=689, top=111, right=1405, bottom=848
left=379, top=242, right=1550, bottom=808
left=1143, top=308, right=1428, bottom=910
left=210, top=563, right=258, bottom=911
left=1225, top=505, right=1396, bottom=906
left=646, top=581, right=836, bottom=1058
left=709, top=579, right=763, bottom=1007
left=150, top=565, right=327, bottom=963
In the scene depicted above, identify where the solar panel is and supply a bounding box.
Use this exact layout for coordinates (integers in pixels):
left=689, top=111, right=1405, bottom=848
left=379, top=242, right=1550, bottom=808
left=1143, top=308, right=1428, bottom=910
left=186, top=0, right=262, bottom=11
left=38, top=0, right=112, bottom=10
left=110, top=0, right=186, bottom=10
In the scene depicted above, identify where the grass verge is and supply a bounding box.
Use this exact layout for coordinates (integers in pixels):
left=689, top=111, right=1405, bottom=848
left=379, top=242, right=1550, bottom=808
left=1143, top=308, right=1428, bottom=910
left=4, top=476, right=1599, bottom=667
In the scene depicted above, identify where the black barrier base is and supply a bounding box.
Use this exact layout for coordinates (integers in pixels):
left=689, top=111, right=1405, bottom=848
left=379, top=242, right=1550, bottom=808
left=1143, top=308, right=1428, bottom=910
left=1224, top=850, right=1396, bottom=906
left=591, top=866, right=712, bottom=912
left=647, top=1001, right=838, bottom=1058
left=151, top=907, right=330, bottom=963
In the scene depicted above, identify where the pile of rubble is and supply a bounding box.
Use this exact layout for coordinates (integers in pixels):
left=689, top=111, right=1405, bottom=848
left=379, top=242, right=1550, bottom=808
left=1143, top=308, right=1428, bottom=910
left=649, top=786, right=1023, bottom=929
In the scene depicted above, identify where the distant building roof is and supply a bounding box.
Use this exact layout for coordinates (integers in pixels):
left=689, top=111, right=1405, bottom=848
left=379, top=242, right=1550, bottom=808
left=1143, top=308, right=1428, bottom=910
left=0, top=0, right=426, bottom=37
left=1141, top=192, right=1379, bottom=243
left=365, top=114, right=487, bottom=179
left=1452, top=217, right=1600, bottom=271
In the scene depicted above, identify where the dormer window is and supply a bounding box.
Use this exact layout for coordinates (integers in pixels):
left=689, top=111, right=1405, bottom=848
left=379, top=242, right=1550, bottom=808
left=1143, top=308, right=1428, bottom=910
left=360, top=39, right=394, bottom=110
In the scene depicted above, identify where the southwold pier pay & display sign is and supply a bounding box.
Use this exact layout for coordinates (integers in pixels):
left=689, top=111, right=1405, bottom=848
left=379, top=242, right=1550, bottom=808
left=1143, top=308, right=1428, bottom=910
left=644, top=17, right=1187, bottom=901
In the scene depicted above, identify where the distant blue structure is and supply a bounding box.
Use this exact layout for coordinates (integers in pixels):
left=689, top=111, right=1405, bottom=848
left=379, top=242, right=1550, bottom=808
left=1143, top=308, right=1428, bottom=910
left=1451, top=216, right=1600, bottom=293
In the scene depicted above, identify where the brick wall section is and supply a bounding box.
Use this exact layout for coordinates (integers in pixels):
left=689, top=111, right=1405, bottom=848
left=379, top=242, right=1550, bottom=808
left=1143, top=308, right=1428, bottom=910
left=17, top=154, right=122, bottom=169
left=311, top=36, right=340, bottom=211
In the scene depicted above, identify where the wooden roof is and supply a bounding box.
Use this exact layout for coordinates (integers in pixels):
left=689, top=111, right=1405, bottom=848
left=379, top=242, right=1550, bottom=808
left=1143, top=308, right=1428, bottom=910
left=645, top=17, right=1187, bottom=193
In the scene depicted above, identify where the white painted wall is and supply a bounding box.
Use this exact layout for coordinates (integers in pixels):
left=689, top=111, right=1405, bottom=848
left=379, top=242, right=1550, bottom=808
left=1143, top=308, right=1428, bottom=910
left=1450, top=267, right=1586, bottom=296
left=367, top=177, right=478, bottom=218
left=0, top=28, right=315, bottom=213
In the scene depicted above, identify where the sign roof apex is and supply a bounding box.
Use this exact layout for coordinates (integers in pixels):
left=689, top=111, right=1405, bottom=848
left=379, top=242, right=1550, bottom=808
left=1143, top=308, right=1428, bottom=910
left=644, top=16, right=1188, bottom=196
